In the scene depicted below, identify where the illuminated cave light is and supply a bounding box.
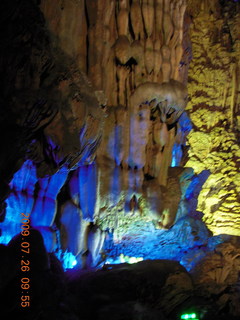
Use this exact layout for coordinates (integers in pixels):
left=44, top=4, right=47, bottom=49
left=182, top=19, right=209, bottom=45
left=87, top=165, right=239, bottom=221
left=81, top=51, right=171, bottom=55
left=180, top=313, right=199, bottom=320
left=105, top=253, right=143, bottom=265
left=171, top=143, right=182, bottom=167
left=0, top=222, right=21, bottom=245
left=56, top=250, right=78, bottom=270
left=0, top=160, right=37, bottom=245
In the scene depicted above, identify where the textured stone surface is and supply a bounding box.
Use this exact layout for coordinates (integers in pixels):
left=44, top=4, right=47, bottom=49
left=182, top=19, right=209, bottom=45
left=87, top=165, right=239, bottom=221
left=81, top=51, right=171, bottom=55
left=186, top=0, right=240, bottom=235
left=0, top=0, right=193, bottom=267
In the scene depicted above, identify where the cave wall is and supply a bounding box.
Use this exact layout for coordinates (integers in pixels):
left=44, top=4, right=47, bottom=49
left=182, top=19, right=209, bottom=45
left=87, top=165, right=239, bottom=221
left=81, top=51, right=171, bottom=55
left=186, top=0, right=240, bottom=235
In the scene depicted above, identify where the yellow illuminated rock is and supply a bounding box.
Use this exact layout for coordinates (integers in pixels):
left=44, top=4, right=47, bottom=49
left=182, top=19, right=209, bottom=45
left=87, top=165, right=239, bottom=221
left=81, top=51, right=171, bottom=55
left=186, top=0, right=240, bottom=236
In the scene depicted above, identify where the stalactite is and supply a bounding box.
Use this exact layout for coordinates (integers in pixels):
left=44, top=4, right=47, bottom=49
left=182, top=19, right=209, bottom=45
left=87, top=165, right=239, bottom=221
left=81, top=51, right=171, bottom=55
left=170, top=45, right=176, bottom=79
left=97, top=161, right=115, bottom=212
left=104, top=52, right=118, bottom=106
left=117, top=66, right=129, bottom=106
left=161, top=45, right=171, bottom=82
left=87, top=224, right=105, bottom=267
left=129, top=104, right=151, bottom=169
left=114, top=106, right=128, bottom=165
left=142, top=0, right=155, bottom=38
left=159, top=122, right=169, bottom=147
left=117, top=8, right=129, bottom=36
left=88, top=26, right=103, bottom=89
left=163, top=0, right=174, bottom=46
left=144, top=37, right=155, bottom=74
left=31, top=167, right=68, bottom=227
left=153, top=38, right=162, bottom=81
left=130, top=0, right=144, bottom=40
left=131, top=40, right=145, bottom=87
left=155, top=0, right=163, bottom=42
left=114, top=35, right=131, bottom=65
left=179, top=0, right=187, bottom=43
left=60, top=201, right=81, bottom=255
left=78, top=164, right=98, bottom=222
left=159, top=129, right=175, bottom=185
left=119, top=0, right=128, bottom=10
left=174, top=44, right=183, bottom=80
left=142, top=179, right=163, bottom=220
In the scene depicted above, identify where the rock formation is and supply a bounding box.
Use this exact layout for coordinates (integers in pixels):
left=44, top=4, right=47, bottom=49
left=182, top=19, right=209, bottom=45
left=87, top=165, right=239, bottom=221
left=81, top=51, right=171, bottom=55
left=186, top=0, right=240, bottom=236
left=0, top=0, right=194, bottom=269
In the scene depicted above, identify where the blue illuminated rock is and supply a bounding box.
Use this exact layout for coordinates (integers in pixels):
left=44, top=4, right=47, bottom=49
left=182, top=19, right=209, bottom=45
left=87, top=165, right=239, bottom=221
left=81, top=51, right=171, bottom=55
left=31, top=166, right=68, bottom=227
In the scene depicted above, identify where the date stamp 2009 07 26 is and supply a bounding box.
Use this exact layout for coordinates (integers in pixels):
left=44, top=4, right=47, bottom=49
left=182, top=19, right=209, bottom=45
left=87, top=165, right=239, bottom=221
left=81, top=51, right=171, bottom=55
left=20, top=213, right=31, bottom=308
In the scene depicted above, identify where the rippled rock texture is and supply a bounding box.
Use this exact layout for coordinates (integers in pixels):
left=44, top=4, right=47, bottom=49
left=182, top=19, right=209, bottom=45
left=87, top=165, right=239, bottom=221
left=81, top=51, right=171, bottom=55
left=186, top=0, right=240, bottom=235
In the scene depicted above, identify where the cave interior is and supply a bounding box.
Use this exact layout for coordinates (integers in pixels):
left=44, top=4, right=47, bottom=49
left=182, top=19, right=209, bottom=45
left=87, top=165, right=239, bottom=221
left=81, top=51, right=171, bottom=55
left=0, top=0, right=240, bottom=319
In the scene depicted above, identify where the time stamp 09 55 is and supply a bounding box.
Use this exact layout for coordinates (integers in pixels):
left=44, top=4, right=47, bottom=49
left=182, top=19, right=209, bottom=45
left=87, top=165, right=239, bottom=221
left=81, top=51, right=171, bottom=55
left=20, top=212, right=31, bottom=308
